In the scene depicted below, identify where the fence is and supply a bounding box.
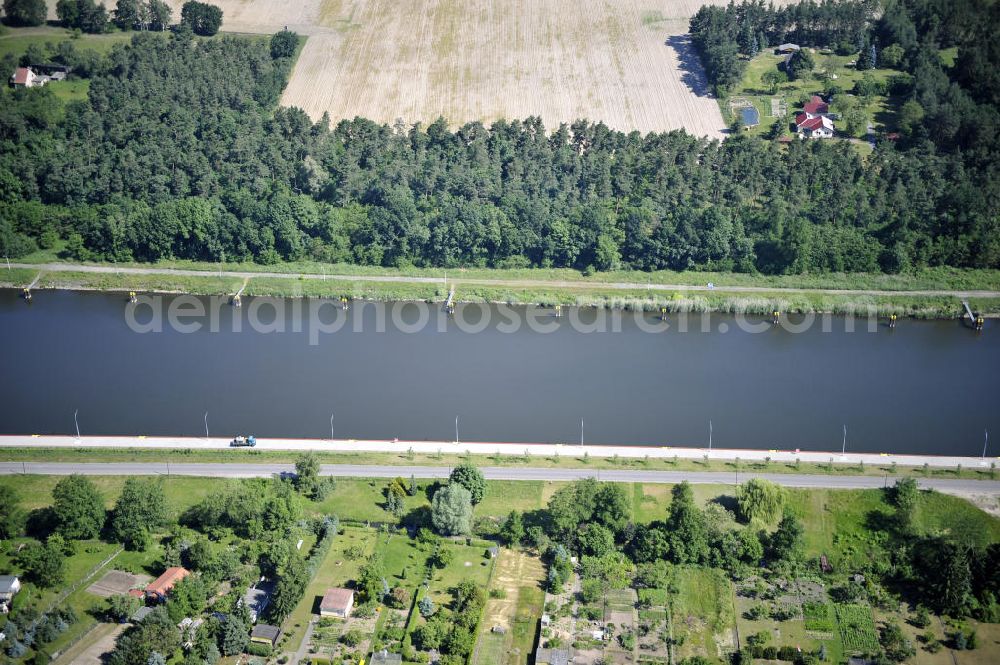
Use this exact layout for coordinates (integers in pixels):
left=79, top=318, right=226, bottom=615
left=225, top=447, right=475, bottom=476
left=46, top=546, right=124, bottom=661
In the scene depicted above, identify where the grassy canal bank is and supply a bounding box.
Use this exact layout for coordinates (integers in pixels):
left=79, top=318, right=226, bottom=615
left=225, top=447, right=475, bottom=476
left=4, top=253, right=1000, bottom=319
left=1, top=446, right=997, bottom=482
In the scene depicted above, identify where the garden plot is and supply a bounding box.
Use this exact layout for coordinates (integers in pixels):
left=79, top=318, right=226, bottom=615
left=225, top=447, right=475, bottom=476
left=85, top=570, right=150, bottom=597
left=603, top=589, right=638, bottom=663
left=636, top=597, right=670, bottom=664
left=474, top=548, right=545, bottom=665
left=734, top=576, right=839, bottom=659
left=835, top=603, right=879, bottom=655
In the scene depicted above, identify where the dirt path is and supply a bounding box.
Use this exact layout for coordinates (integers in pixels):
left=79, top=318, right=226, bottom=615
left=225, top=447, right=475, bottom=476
left=10, top=263, right=1000, bottom=299
left=52, top=623, right=128, bottom=665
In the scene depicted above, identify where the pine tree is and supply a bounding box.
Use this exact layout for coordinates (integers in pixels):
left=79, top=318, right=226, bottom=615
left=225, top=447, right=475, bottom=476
left=419, top=594, right=435, bottom=617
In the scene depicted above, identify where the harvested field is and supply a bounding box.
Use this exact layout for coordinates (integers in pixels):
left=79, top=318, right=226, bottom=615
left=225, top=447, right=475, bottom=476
left=110, top=0, right=753, bottom=135
left=284, top=0, right=725, bottom=135
left=34, top=1, right=804, bottom=134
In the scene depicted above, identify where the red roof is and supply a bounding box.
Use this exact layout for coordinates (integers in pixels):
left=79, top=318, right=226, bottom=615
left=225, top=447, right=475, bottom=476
left=127, top=588, right=145, bottom=598
left=320, top=588, right=354, bottom=611
left=146, top=567, right=190, bottom=596
left=802, top=95, right=828, bottom=115
left=11, top=67, right=31, bottom=85
left=798, top=116, right=825, bottom=131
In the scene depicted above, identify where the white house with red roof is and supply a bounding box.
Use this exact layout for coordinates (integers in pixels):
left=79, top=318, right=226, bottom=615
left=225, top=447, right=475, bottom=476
left=795, top=95, right=835, bottom=138
left=9, top=67, right=49, bottom=88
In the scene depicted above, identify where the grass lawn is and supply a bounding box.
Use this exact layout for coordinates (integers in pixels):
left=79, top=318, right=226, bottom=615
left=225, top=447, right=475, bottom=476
left=509, top=586, right=544, bottom=664
left=786, top=486, right=1000, bottom=570
left=671, top=567, right=735, bottom=664
left=47, top=77, right=89, bottom=102
left=11, top=245, right=1000, bottom=293
left=785, top=488, right=891, bottom=567
left=474, top=631, right=507, bottom=665
left=425, top=542, right=493, bottom=607
left=0, top=26, right=135, bottom=61
left=0, top=474, right=233, bottom=520
left=724, top=49, right=904, bottom=138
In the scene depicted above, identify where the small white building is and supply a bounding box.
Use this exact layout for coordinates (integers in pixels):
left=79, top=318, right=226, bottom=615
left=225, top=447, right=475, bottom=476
left=0, top=576, right=21, bottom=602
left=319, top=588, right=354, bottom=618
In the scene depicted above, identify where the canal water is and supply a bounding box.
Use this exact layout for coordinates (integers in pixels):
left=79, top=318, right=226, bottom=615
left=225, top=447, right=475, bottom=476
left=1, top=289, right=997, bottom=455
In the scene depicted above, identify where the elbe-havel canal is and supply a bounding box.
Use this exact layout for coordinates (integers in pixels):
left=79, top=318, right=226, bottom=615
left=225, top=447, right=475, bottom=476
left=1, top=289, right=997, bottom=456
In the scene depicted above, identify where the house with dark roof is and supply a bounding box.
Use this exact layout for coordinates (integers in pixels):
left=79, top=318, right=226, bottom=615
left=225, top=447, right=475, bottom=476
left=131, top=606, right=154, bottom=622
left=243, top=579, right=274, bottom=623
left=250, top=624, right=281, bottom=648
left=535, top=647, right=574, bottom=665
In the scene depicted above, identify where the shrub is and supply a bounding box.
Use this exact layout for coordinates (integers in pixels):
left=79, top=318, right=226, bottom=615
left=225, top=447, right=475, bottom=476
left=246, top=642, right=272, bottom=657
left=341, top=629, right=363, bottom=646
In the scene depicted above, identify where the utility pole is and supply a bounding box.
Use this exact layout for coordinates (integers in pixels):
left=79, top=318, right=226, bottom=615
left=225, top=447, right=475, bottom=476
left=709, top=420, right=713, bottom=452
left=204, top=412, right=209, bottom=439
left=74, top=409, right=80, bottom=440
left=841, top=424, right=847, bottom=457
left=330, top=412, right=335, bottom=440
left=984, top=428, right=990, bottom=460
left=580, top=418, right=584, bottom=447
left=455, top=416, right=459, bottom=443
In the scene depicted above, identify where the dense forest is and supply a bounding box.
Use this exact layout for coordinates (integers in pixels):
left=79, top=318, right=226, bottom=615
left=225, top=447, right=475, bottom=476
left=0, top=0, right=998, bottom=275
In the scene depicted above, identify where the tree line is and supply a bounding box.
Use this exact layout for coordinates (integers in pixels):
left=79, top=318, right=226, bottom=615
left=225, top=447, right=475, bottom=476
left=0, top=8, right=998, bottom=273
left=1, top=0, right=221, bottom=35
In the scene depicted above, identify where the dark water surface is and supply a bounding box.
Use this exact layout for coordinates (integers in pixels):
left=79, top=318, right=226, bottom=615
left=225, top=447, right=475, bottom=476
left=1, top=289, right=997, bottom=455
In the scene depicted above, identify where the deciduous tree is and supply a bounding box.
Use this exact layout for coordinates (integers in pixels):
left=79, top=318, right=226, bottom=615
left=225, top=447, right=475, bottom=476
left=2, top=0, right=47, bottom=26
left=52, top=474, right=106, bottom=540
left=431, top=483, right=473, bottom=535
left=448, top=461, right=486, bottom=504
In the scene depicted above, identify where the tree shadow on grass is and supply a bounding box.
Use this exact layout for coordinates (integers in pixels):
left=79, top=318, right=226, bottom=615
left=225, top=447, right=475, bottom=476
left=711, top=495, right=741, bottom=517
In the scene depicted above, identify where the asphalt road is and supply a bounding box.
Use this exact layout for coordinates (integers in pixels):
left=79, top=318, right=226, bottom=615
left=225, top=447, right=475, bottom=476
left=2, top=462, right=999, bottom=493
left=11, top=262, right=1000, bottom=298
